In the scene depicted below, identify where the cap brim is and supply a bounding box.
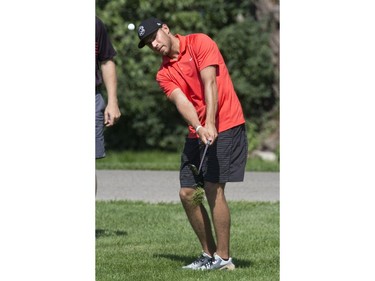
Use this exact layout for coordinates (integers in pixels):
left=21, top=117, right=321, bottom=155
left=138, top=40, right=146, bottom=48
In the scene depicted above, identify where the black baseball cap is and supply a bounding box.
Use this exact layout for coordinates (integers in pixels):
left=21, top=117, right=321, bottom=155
left=137, top=17, right=164, bottom=48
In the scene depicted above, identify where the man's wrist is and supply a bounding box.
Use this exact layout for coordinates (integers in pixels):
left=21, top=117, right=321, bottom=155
left=195, top=125, right=203, bottom=133
left=107, top=98, right=119, bottom=105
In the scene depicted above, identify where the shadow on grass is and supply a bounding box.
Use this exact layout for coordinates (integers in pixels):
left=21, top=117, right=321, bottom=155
left=154, top=253, right=251, bottom=268
left=95, top=229, right=128, bottom=239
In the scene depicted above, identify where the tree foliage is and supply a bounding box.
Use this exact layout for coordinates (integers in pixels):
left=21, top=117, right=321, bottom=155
left=96, top=0, right=277, bottom=151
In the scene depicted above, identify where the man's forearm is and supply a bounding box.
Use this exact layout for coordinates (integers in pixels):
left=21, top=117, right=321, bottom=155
left=168, top=89, right=201, bottom=129
left=176, top=99, right=201, bottom=129
left=200, top=66, right=218, bottom=127
left=204, top=81, right=218, bottom=126
left=101, top=59, right=118, bottom=104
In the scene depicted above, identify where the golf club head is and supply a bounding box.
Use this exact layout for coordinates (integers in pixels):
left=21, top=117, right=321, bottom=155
left=188, top=164, right=199, bottom=176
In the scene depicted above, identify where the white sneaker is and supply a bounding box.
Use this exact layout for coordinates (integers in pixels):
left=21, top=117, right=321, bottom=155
left=182, top=252, right=212, bottom=270
left=199, top=253, right=235, bottom=270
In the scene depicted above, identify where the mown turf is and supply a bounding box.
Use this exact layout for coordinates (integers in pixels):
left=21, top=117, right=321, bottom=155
left=96, top=201, right=279, bottom=281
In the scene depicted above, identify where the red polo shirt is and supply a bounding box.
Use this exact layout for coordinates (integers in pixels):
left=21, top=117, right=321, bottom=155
left=156, top=33, right=245, bottom=138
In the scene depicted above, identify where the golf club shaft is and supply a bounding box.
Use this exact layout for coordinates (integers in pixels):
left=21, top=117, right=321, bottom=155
left=198, top=140, right=211, bottom=174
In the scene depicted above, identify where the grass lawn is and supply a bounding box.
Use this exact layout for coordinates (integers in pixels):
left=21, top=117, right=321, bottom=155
left=96, top=201, right=279, bottom=281
left=96, top=150, right=279, bottom=172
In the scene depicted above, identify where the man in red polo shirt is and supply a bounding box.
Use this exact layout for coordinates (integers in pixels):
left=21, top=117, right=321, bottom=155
left=137, top=17, right=248, bottom=270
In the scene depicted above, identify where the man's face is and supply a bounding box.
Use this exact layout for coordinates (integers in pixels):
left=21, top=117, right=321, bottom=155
left=145, top=26, right=171, bottom=56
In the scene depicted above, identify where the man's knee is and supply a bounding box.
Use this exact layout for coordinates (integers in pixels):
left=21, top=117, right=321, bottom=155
left=179, top=187, right=195, bottom=202
left=204, top=182, right=226, bottom=201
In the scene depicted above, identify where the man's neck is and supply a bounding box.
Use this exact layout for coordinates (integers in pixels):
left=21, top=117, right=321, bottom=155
left=168, top=36, right=180, bottom=60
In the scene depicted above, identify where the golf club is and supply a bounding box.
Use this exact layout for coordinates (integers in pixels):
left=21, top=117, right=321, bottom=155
left=188, top=140, right=211, bottom=176
left=188, top=140, right=211, bottom=205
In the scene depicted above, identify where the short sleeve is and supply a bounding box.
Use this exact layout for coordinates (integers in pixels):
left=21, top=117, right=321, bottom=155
left=156, top=69, right=179, bottom=97
left=96, top=17, right=117, bottom=62
left=190, top=34, right=221, bottom=71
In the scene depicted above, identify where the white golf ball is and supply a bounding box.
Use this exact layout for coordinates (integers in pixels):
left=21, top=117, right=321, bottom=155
left=128, top=23, right=135, bottom=30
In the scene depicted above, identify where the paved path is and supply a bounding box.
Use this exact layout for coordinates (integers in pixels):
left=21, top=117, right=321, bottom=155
left=96, top=170, right=279, bottom=203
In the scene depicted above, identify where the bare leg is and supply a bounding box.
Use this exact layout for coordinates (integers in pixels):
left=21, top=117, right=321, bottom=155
left=180, top=187, right=216, bottom=256
left=204, top=182, right=231, bottom=259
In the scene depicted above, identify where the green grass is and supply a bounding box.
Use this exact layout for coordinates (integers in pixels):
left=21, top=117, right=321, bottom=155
left=96, top=201, right=279, bottom=281
left=96, top=150, right=279, bottom=172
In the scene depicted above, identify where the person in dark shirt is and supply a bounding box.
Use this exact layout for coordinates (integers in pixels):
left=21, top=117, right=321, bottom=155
left=95, top=17, right=121, bottom=194
left=95, top=17, right=121, bottom=159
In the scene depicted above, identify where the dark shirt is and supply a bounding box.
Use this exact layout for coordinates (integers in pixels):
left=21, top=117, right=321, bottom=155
left=96, top=17, right=117, bottom=87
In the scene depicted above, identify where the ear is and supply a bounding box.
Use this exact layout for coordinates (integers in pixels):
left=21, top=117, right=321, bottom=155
left=161, top=23, right=169, bottom=33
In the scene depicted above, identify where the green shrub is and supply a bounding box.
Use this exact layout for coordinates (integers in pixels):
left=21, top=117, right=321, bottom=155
left=96, top=0, right=276, bottom=151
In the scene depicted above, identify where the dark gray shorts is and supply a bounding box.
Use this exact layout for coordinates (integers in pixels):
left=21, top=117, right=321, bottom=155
left=180, top=124, right=248, bottom=187
left=96, top=93, right=106, bottom=159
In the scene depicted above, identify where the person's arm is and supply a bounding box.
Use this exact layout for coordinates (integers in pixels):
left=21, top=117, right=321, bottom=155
left=167, top=88, right=207, bottom=138
left=101, top=59, right=121, bottom=126
left=199, top=65, right=218, bottom=144
left=167, top=67, right=219, bottom=145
